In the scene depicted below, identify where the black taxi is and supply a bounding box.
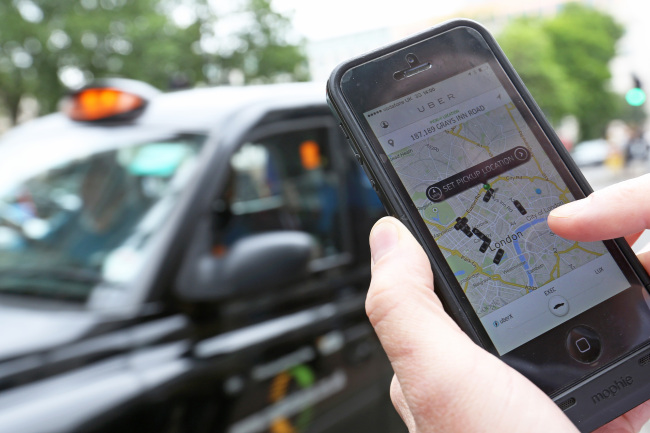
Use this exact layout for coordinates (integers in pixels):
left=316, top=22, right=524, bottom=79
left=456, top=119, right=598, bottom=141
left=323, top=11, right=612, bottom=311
left=0, top=79, right=405, bottom=433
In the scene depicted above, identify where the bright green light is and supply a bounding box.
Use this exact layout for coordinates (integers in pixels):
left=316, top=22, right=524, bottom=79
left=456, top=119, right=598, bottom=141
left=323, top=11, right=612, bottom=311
left=626, top=87, right=646, bottom=106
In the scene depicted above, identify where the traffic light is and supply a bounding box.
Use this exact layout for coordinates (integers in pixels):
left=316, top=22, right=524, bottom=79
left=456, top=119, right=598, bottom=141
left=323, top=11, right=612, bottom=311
left=625, top=75, right=646, bottom=106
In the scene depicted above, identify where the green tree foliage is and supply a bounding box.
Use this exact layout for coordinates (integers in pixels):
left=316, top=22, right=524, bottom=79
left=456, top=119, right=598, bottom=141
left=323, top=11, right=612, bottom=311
left=498, top=18, right=575, bottom=125
left=498, top=3, right=625, bottom=140
left=209, top=0, right=310, bottom=84
left=0, top=0, right=307, bottom=124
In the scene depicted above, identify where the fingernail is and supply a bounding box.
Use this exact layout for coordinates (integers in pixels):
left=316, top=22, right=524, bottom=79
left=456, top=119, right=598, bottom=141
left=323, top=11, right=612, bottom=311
left=370, top=220, right=398, bottom=263
left=549, top=198, right=588, bottom=218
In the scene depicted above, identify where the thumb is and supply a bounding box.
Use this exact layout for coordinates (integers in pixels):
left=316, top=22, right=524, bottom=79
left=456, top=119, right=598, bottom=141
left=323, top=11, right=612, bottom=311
left=367, top=217, right=577, bottom=433
left=368, top=216, right=470, bottom=357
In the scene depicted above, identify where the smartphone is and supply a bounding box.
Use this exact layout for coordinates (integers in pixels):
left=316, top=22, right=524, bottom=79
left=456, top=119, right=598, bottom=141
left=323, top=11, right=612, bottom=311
left=327, top=19, right=650, bottom=431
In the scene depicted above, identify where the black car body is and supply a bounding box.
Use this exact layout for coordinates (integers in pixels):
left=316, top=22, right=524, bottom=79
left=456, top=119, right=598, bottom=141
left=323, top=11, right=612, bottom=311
left=0, top=81, right=403, bottom=433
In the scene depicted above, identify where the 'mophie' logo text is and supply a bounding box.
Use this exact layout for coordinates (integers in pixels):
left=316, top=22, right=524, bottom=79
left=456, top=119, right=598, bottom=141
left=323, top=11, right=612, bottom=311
left=591, top=376, right=634, bottom=404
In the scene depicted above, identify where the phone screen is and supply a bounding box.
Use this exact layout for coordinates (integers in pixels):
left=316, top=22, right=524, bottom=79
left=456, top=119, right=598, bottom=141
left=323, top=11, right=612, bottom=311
left=362, top=62, right=630, bottom=355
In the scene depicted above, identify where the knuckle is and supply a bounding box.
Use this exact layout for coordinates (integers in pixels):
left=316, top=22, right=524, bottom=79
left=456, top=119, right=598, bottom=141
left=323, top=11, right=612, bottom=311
left=366, top=261, right=435, bottom=329
left=365, top=284, right=402, bottom=328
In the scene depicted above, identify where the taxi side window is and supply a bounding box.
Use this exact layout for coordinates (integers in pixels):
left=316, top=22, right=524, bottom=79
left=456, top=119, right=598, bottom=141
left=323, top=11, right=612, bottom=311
left=217, top=127, right=342, bottom=258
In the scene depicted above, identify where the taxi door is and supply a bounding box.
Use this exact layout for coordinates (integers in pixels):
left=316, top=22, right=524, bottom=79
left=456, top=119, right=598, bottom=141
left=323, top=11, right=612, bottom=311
left=175, top=114, right=401, bottom=433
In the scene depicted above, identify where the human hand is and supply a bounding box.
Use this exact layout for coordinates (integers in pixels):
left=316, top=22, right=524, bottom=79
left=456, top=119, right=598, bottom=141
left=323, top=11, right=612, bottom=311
left=368, top=217, right=577, bottom=432
left=548, top=174, right=650, bottom=432
left=367, top=175, right=650, bottom=433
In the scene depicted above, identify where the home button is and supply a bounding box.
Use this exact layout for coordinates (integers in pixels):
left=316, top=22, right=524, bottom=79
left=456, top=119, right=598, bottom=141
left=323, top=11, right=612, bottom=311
left=566, top=326, right=601, bottom=363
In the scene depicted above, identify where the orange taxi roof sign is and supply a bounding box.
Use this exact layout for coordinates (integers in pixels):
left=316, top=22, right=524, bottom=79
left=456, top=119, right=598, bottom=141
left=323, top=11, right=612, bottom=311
left=64, top=88, right=145, bottom=121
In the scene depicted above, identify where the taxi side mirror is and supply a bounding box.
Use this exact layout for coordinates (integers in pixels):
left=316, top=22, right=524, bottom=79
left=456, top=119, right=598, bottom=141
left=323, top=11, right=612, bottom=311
left=176, top=230, right=314, bottom=301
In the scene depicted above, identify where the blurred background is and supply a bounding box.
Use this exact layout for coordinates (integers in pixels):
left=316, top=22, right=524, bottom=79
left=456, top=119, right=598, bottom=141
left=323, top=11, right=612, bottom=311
left=2, top=0, right=650, bottom=189
left=1, top=0, right=650, bottom=432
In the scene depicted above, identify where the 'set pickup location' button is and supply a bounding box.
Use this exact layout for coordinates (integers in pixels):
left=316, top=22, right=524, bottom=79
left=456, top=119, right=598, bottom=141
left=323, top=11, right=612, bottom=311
left=426, top=146, right=531, bottom=202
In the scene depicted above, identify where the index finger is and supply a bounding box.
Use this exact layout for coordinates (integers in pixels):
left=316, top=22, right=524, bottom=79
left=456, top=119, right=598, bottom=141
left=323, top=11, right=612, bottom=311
left=548, top=174, right=650, bottom=242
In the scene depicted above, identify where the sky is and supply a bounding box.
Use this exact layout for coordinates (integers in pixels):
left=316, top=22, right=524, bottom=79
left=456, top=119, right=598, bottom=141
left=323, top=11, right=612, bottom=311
left=273, top=0, right=464, bottom=41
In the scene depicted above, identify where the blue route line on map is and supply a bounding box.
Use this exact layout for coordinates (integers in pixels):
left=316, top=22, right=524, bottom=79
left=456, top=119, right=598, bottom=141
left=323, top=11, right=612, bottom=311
left=512, top=217, right=546, bottom=287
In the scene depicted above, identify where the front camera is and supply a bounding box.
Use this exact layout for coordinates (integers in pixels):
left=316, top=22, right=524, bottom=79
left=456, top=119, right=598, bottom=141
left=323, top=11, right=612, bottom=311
left=405, top=54, right=419, bottom=65
left=394, top=53, right=430, bottom=80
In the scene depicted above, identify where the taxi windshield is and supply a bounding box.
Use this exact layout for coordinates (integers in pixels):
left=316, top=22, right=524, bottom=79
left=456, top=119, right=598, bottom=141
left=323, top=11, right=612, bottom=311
left=0, top=134, right=205, bottom=301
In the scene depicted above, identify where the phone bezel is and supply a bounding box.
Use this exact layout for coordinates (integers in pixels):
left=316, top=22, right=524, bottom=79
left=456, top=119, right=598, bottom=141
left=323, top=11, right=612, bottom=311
left=327, top=19, right=650, bottom=397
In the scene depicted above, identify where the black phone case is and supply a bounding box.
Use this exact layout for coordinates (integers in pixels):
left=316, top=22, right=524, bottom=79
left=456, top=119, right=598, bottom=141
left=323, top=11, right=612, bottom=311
left=327, top=18, right=650, bottom=432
